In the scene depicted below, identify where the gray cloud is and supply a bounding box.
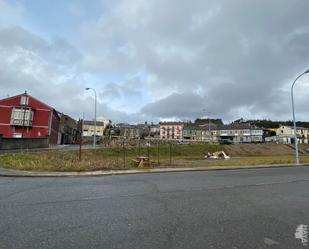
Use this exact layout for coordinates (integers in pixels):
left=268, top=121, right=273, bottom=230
left=78, top=0, right=309, bottom=121
left=0, top=26, right=131, bottom=123
left=1, top=0, right=309, bottom=124
left=141, top=92, right=206, bottom=119
left=0, top=26, right=47, bottom=51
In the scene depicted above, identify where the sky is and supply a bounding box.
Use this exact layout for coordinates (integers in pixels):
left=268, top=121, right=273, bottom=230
left=0, top=0, right=309, bottom=124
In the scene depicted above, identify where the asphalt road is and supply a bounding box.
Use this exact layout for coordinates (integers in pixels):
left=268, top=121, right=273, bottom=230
left=1, top=167, right=309, bottom=249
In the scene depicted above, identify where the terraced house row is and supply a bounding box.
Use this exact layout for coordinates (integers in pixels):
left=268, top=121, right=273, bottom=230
left=1, top=93, right=308, bottom=149
left=159, top=122, right=264, bottom=143
left=159, top=121, right=309, bottom=144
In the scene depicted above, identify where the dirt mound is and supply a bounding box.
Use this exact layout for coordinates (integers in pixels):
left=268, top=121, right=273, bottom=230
left=222, top=144, right=297, bottom=156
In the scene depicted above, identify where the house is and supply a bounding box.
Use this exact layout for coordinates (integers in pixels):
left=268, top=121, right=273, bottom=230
left=218, top=124, right=263, bottom=143
left=250, top=127, right=264, bottom=143
left=159, top=122, right=184, bottom=140
left=96, top=116, right=111, bottom=128
left=58, top=113, right=79, bottom=144
left=183, top=125, right=218, bottom=142
left=82, top=116, right=111, bottom=138
left=123, top=125, right=140, bottom=138
left=83, top=121, right=105, bottom=137
left=117, top=123, right=149, bottom=139
left=0, top=91, right=60, bottom=144
left=182, top=125, right=195, bottom=140
left=105, top=125, right=120, bottom=137
left=276, top=125, right=308, bottom=144
left=149, top=123, right=160, bottom=138
left=183, top=124, right=217, bottom=142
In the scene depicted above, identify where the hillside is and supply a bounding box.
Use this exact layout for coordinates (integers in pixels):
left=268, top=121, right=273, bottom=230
left=223, top=144, right=309, bottom=156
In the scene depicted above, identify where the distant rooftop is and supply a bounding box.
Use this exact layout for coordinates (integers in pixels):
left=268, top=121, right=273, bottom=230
left=183, top=124, right=218, bottom=130
left=83, top=120, right=105, bottom=126
left=218, top=124, right=261, bottom=130
left=279, top=125, right=309, bottom=130
left=159, top=121, right=184, bottom=125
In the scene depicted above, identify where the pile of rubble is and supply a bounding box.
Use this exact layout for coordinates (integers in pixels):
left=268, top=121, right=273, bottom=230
left=205, top=151, right=230, bottom=160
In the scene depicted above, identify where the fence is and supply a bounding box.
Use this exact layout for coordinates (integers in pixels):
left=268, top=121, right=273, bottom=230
left=95, top=138, right=222, bottom=169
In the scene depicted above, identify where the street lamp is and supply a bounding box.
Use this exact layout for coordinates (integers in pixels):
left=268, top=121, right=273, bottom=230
left=291, top=69, right=309, bottom=165
left=85, top=87, right=97, bottom=149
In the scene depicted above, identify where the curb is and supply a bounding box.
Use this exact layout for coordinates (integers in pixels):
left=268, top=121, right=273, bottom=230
left=0, top=163, right=308, bottom=177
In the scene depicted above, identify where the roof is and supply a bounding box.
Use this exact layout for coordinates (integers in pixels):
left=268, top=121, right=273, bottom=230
left=278, top=125, right=309, bottom=130
left=266, top=128, right=279, bottom=131
left=83, top=120, right=105, bottom=126
left=0, top=92, right=54, bottom=111
left=159, top=121, right=184, bottom=125
left=0, top=92, right=61, bottom=120
left=183, top=124, right=218, bottom=131
left=59, top=113, right=77, bottom=124
left=218, top=124, right=262, bottom=130
left=117, top=124, right=148, bottom=129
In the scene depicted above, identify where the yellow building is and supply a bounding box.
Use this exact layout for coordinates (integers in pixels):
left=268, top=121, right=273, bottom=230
left=276, top=125, right=309, bottom=144
left=82, top=116, right=111, bottom=137
left=83, top=121, right=105, bottom=137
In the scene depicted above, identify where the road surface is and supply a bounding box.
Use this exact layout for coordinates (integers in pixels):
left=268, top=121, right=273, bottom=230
left=1, top=166, right=309, bottom=249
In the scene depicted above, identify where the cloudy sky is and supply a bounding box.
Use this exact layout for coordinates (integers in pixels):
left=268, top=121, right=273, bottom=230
left=1, top=0, right=309, bottom=123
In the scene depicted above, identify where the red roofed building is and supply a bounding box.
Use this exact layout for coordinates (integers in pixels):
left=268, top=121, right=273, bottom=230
left=0, top=92, right=60, bottom=144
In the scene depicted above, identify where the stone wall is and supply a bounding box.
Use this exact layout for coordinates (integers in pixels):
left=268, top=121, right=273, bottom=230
left=0, top=135, right=49, bottom=150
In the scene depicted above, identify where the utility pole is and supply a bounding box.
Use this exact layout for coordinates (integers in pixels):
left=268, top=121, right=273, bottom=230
left=79, top=118, right=83, bottom=161
left=85, top=88, right=97, bottom=149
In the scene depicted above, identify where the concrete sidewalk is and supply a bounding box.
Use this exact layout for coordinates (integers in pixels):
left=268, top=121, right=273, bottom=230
left=0, top=144, right=105, bottom=154
left=0, top=163, right=308, bottom=177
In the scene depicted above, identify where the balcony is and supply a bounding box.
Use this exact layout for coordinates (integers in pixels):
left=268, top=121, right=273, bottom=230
left=10, top=119, right=33, bottom=127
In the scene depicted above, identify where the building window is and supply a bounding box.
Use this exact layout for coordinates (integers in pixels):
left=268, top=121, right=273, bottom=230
left=13, top=133, right=22, bottom=138
left=10, top=108, right=34, bottom=126
left=20, top=96, right=29, bottom=105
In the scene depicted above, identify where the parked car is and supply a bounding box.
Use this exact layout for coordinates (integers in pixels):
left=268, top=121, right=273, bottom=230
left=177, top=140, right=190, bottom=145
left=218, top=138, right=233, bottom=145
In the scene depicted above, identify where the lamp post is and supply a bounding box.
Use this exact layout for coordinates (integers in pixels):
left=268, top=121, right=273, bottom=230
left=85, top=87, right=97, bottom=149
left=291, top=69, right=309, bottom=165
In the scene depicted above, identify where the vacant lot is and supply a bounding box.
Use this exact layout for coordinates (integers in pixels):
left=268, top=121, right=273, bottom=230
left=0, top=143, right=308, bottom=172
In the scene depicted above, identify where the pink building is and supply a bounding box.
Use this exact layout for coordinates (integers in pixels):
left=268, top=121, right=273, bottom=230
left=159, top=122, right=184, bottom=140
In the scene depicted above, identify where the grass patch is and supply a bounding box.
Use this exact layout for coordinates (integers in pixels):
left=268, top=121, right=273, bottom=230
left=0, top=144, right=308, bottom=172
left=174, top=155, right=307, bottom=168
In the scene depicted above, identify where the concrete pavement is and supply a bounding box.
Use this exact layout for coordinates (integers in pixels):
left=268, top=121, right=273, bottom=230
left=0, top=144, right=101, bottom=154
left=1, top=163, right=308, bottom=177
left=1, top=166, right=309, bottom=248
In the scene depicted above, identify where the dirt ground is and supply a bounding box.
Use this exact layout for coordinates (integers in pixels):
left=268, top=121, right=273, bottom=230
left=222, top=143, right=309, bottom=156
